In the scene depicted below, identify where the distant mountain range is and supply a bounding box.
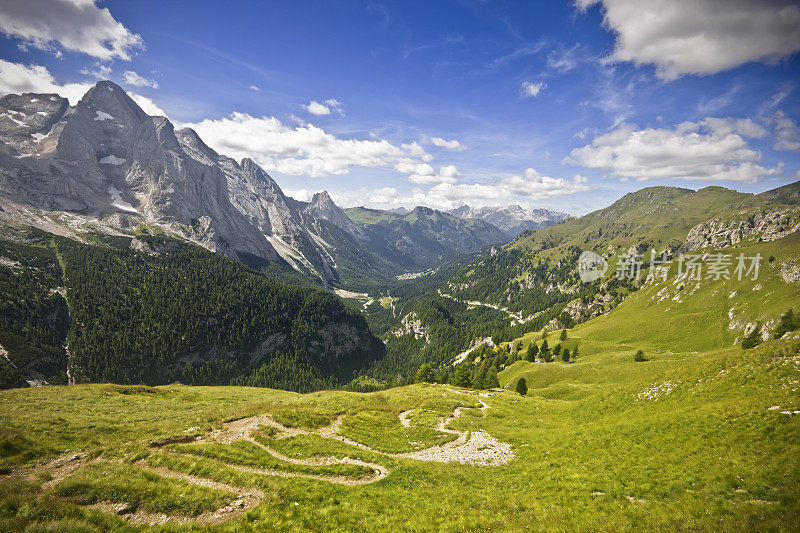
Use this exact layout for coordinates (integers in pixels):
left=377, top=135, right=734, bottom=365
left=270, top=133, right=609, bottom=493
left=447, top=205, right=571, bottom=236
left=0, top=81, right=508, bottom=288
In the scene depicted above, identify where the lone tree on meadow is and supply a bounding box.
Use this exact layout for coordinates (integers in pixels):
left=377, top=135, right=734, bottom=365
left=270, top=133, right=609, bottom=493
left=562, top=348, right=570, bottom=363
left=515, top=377, right=528, bottom=396
left=572, top=345, right=579, bottom=359
left=634, top=349, right=647, bottom=362
left=560, top=329, right=568, bottom=341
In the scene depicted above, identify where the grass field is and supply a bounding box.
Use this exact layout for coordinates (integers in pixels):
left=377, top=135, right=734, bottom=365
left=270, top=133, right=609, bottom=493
left=1, top=237, right=798, bottom=530
left=1, top=331, right=799, bottom=531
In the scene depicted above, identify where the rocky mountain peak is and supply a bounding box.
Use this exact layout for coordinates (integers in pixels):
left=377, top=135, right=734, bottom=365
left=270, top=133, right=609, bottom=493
left=77, top=80, right=149, bottom=124
left=302, top=190, right=361, bottom=238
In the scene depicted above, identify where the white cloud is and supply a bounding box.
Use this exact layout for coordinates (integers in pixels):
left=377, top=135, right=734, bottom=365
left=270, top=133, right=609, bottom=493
left=129, top=93, right=166, bottom=117
left=395, top=162, right=459, bottom=185
left=771, top=111, right=800, bottom=151
left=283, top=188, right=313, bottom=202
left=79, top=62, right=112, bottom=79
left=184, top=112, right=433, bottom=177
left=123, top=70, right=158, bottom=89
left=430, top=137, right=464, bottom=151
left=304, top=99, right=344, bottom=116
left=249, top=85, right=260, bottom=92
left=547, top=44, right=580, bottom=72
left=331, top=187, right=404, bottom=208
left=0, top=0, right=143, bottom=61
left=520, top=81, right=545, bottom=98
left=412, top=169, right=592, bottom=210
left=0, top=59, right=166, bottom=116
left=578, top=0, right=800, bottom=80
left=567, top=118, right=781, bottom=182
left=0, top=58, right=92, bottom=104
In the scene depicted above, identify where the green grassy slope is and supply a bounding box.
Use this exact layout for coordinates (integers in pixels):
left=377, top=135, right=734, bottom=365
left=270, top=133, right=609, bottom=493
left=498, top=233, right=799, bottom=398
left=1, top=344, right=798, bottom=531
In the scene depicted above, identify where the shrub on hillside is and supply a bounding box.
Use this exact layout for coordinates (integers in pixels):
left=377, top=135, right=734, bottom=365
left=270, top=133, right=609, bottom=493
left=634, top=350, right=647, bottom=362
left=562, top=348, right=570, bottom=363
left=773, top=309, right=799, bottom=339
left=741, top=326, right=762, bottom=349
left=515, top=377, right=527, bottom=396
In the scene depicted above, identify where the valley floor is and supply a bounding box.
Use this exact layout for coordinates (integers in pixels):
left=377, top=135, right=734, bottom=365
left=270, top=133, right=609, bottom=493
left=1, top=335, right=799, bottom=531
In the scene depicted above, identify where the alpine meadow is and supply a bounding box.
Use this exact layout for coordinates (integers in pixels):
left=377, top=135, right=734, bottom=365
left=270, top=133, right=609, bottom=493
left=0, top=1, right=799, bottom=531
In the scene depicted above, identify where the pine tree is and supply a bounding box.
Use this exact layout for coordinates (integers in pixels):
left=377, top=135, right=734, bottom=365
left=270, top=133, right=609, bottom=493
left=526, top=342, right=538, bottom=362
left=415, top=362, right=436, bottom=383
left=634, top=349, right=647, bottom=362
left=562, top=348, right=570, bottom=363
left=515, top=377, right=527, bottom=396
left=553, top=344, right=562, bottom=356
left=572, top=345, right=579, bottom=359
left=453, top=363, right=473, bottom=387
left=560, top=329, right=567, bottom=341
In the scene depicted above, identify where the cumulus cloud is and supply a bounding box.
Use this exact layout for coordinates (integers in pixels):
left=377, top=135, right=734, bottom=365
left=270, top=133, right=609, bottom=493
left=567, top=118, right=781, bottom=182
left=184, top=112, right=433, bottom=177
left=395, top=162, right=459, bottom=185
left=0, top=59, right=93, bottom=104
left=327, top=169, right=591, bottom=210
left=304, top=98, right=344, bottom=116
left=577, top=0, right=800, bottom=80
left=771, top=111, right=800, bottom=151
left=129, top=93, right=167, bottom=117
left=0, top=0, right=143, bottom=61
left=520, top=81, right=545, bottom=97
left=0, top=59, right=166, bottom=116
left=430, top=137, right=464, bottom=151
left=283, top=188, right=312, bottom=202
left=122, top=70, right=158, bottom=89
left=412, top=169, right=592, bottom=210
left=331, top=187, right=404, bottom=208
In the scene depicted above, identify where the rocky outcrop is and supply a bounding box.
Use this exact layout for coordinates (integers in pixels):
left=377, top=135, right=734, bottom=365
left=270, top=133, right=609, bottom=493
left=680, top=208, right=800, bottom=253
left=391, top=312, right=429, bottom=341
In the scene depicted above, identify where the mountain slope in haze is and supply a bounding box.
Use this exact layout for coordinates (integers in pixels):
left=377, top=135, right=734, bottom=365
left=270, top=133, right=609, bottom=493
left=343, top=205, right=511, bottom=271
left=448, top=204, right=571, bottom=236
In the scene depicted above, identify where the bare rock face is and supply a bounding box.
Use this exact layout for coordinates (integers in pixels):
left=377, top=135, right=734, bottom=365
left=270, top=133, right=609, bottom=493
left=680, top=207, right=800, bottom=253
left=301, top=191, right=363, bottom=238
left=0, top=81, right=311, bottom=267
left=0, top=81, right=378, bottom=284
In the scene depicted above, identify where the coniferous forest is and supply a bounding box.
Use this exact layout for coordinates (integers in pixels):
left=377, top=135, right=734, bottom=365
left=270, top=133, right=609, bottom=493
left=0, top=231, right=383, bottom=391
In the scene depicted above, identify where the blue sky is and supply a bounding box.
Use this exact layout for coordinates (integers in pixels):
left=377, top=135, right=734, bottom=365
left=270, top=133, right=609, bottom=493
left=1, top=0, right=799, bottom=215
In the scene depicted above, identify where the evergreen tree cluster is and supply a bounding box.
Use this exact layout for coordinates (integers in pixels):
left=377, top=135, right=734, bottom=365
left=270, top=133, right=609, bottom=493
left=56, top=235, right=383, bottom=389
left=0, top=234, right=69, bottom=387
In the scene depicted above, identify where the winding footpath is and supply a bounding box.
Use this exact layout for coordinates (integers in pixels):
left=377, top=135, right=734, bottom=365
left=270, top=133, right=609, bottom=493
left=4, top=386, right=514, bottom=526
